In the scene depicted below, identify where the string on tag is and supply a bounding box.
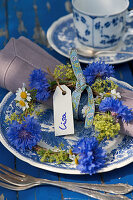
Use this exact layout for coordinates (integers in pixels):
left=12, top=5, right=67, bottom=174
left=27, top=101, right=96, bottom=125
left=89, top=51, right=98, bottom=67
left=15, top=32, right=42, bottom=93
left=56, top=79, right=66, bottom=95
left=47, top=67, right=66, bottom=95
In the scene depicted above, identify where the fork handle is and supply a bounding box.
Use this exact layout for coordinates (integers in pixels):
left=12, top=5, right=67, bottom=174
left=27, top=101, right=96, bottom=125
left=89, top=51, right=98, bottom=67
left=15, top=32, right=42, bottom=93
left=35, top=179, right=129, bottom=200
left=37, top=181, right=129, bottom=200
left=38, top=179, right=133, bottom=195
left=66, top=187, right=129, bottom=200
left=66, top=183, right=133, bottom=195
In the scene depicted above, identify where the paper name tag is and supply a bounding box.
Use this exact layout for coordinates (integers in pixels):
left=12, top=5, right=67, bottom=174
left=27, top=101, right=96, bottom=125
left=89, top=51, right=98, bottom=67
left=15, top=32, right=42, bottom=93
left=53, top=85, right=74, bottom=136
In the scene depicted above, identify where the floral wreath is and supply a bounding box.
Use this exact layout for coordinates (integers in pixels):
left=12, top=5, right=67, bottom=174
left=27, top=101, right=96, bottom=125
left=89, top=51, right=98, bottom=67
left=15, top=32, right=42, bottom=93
left=5, top=50, right=133, bottom=175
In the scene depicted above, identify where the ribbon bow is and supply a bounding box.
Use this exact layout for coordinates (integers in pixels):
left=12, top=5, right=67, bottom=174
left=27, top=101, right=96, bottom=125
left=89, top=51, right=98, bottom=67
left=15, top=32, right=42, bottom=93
left=69, top=49, right=95, bottom=128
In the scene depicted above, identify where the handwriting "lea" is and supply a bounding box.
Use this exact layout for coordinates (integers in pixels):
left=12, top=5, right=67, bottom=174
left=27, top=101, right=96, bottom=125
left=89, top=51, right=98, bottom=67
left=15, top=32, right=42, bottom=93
left=59, top=112, right=67, bottom=130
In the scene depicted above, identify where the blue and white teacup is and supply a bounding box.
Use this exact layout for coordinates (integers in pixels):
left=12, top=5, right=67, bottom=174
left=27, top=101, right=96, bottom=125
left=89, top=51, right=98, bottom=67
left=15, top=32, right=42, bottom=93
left=72, top=0, right=133, bottom=50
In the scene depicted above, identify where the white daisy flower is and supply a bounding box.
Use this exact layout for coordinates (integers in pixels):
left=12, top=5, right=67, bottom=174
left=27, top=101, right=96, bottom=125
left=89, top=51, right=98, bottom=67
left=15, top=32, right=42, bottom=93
left=67, top=149, right=78, bottom=168
left=111, top=89, right=121, bottom=99
left=82, top=105, right=90, bottom=118
left=69, top=154, right=77, bottom=167
left=15, top=84, right=31, bottom=102
left=16, top=100, right=29, bottom=111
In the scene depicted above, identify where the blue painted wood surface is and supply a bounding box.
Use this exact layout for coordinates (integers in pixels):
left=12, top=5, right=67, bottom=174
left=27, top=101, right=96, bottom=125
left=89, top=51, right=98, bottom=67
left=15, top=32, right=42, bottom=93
left=0, top=0, right=133, bottom=200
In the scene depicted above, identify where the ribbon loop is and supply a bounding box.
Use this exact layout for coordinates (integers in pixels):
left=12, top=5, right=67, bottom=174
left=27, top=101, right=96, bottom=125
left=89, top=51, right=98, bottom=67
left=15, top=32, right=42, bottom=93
left=69, top=49, right=95, bottom=128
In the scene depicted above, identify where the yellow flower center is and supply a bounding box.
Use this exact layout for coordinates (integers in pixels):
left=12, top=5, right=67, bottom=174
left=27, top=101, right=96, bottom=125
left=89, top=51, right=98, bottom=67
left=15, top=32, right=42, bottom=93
left=19, top=100, right=26, bottom=107
left=75, top=157, right=78, bottom=165
left=69, top=149, right=73, bottom=155
left=20, top=91, right=27, bottom=99
left=85, top=109, right=88, bottom=116
left=106, top=92, right=111, bottom=95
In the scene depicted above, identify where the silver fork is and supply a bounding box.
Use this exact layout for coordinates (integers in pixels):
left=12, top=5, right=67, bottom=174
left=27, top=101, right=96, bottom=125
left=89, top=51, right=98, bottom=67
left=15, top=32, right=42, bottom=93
left=0, top=163, right=131, bottom=200
left=0, top=180, right=130, bottom=200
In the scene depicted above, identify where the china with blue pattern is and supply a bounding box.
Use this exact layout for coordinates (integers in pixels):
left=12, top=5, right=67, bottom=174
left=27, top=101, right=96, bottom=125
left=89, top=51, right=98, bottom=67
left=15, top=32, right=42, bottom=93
left=47, top=14, right=133, bottom=64
left=0, top=78, right=133, bottom=174
left=72, top=0, right=133, bottom=49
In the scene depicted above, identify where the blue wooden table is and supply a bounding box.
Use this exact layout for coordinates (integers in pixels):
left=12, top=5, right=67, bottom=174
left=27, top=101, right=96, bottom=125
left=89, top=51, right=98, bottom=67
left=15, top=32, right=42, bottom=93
left=0, top=0, right=133, bottom=200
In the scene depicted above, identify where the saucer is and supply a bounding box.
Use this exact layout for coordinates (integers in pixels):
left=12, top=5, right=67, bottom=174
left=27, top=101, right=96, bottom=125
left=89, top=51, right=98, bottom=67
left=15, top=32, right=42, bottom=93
left=47, top=14, right=133, bottom=64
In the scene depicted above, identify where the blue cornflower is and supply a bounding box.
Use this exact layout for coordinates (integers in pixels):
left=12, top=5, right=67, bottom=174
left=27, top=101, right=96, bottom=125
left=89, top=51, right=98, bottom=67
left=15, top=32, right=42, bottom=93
left=83, top=61, right=114, bottom=85
left=72, top=137, right=106, bottom=174
left=7, top=115, right=42, bottom=151
left=99, top=97, right=133, bottom=123
left=29, top=69, right=50, bottom=101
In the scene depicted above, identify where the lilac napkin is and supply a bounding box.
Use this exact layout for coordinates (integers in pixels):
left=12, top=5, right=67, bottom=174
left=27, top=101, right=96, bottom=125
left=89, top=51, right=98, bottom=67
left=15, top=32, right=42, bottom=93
left=117, top=87, right=133, bottom=137
left=0, top=36, right=62, bottom=92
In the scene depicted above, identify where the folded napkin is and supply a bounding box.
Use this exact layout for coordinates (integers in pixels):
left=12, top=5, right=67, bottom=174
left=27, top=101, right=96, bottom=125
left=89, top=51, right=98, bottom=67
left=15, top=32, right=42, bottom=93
left=0, top=36, right=62, bottom=93
left=117, top=87, right=133, bottom=137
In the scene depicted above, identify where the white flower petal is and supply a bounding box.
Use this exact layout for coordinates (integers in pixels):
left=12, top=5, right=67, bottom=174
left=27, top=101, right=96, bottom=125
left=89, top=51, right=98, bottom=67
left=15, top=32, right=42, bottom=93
left=16, top=100, right=29, bottom=111
left=111, top=89, right=121, bottom=99
left=15, top=86, right=31, bottom=102
left=111, top=89, right=116, bottom=94
left=27, top=96, right=32, bottom=102
left=15, top=96, right=21, bottom=101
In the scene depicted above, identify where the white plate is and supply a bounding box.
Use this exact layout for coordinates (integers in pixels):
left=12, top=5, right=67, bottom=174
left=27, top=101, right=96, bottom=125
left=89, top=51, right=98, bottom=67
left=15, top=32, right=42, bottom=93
left=47, top=14, right=133, bottom=64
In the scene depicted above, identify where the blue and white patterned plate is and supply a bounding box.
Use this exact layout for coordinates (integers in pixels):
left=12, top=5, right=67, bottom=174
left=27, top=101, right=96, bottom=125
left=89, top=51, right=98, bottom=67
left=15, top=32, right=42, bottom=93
left=0, top=78, right=133, bottom=174
left=47, top=14, right=133, bottom=64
